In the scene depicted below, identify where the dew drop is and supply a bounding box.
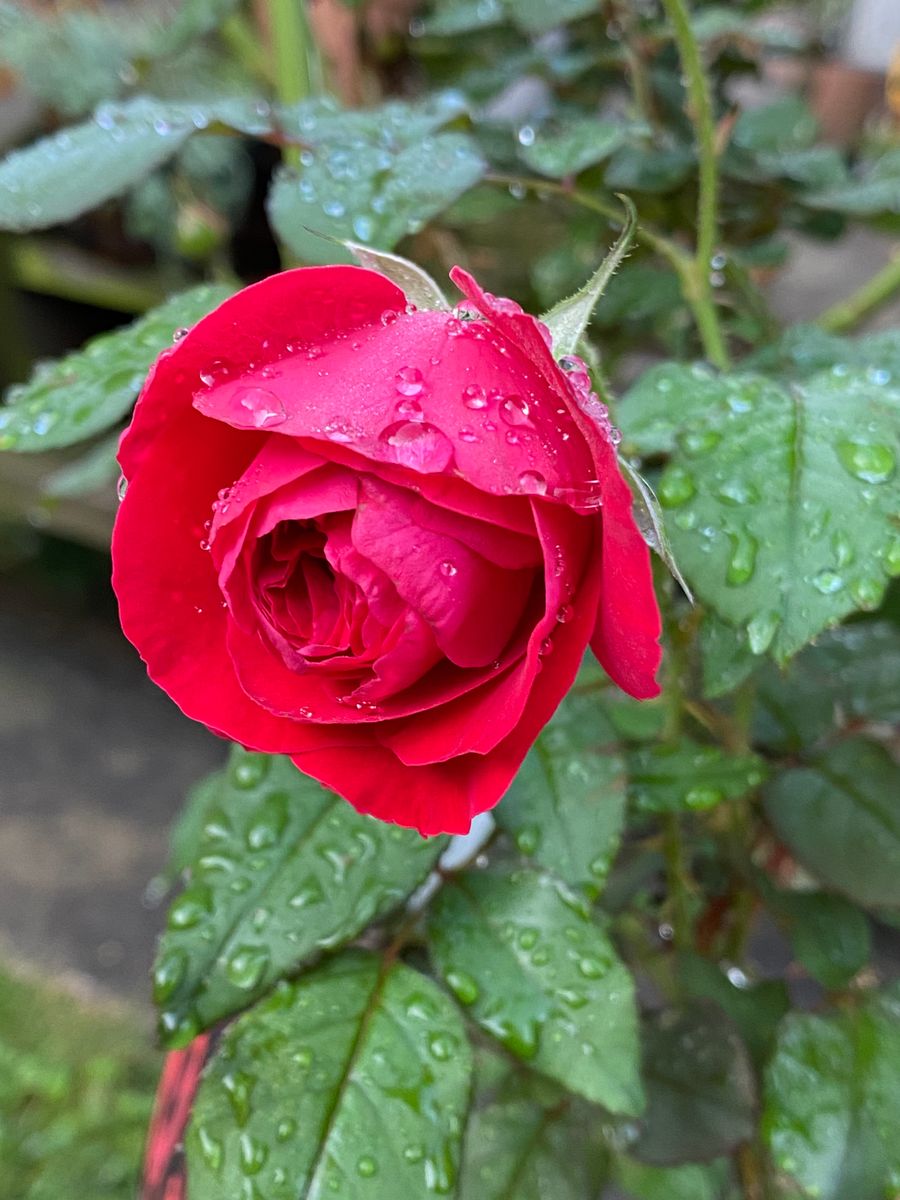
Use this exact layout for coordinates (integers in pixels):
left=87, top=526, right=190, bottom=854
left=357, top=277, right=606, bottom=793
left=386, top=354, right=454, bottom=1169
left=440, top=560, right=458, bottom=577
left=357, top=1156, right=378, bottom=1178
left=232, top=755, right=269, bottom=789
left=225, top=945, right=270, bottom=991
left=726, top=531, right=758, bottom=586
left=222, top=1070, right=255, bottom=1127
left=747, top=610, right=780, bottom=655
left=239, top=1133, right=268, bottom=1176
left=836, top=439, right=896, bottom=484
left=458, top=426, right=479, bottom=442
left=463, top=384, right=487, bottom=409
left=428, top=1032, right=458, bottom=1061
left=235, top=387, right=286, bottom=429
left=395, top=396, right=424, bottom=421
left=850, top=576, right=884, bottom=610
left=395, top=366, right=425, bottom=397
left=658, top=465, right=696, bottom=507
left=446, top=970, right=480, bottom=1005
left=379, top=421, right=454, bottom=472
left=518, top=470, right=548, bottom=495
left=117, top=475, right=128, bottom=502
left=678, top=428, right=721, bottom=457
left=196, top=1126, right=224, bottom=1174
left=499, top=394, right=532, bottom=427
left=152, top=949, right=187, bottom=1002
left=381, top=310, right=399, bottom=326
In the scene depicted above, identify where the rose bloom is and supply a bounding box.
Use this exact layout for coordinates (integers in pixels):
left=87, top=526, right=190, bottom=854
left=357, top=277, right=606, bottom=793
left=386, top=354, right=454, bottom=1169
left=112, top=265, right=661, bottom=834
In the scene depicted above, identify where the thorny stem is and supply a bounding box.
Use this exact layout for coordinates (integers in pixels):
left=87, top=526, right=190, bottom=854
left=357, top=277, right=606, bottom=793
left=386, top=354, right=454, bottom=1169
left=816, top=243, right=900, bottom=333
left=658, top=0, right=731, bottom=369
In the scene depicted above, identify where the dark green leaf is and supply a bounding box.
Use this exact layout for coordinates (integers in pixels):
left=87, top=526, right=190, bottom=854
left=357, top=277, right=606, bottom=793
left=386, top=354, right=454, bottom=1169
left=698, top=611, right=758, bottom=699
left=495, top=689, right=627, bottom=894
left=459, top=1053, right=608, bottom=1200
left=677, top=954, right=788, bottom=1067
left=628, top=740, right=767, bottom=814
left=763, top=739, right=900, bottom=909
left=615, top=1155, right=738, bottom=1200
left=768, top=889, right=871, bottom=990
left=0, top=284, right=232, bottom=451
left=763, top=989, right=900, bottom=1200
left=632, top=1003, right=757, bottom=1166
left=186, top=953, right=472, bottom=1199
left=428, top=865, right=644, bottom=1114
left=605, top=144, right=694, bottom=194
left=154, top=749, right=445, bottom=1044
left=0, top=98, right=201, bottom=231
left=519, top=117, right=629, bottom=179
left=755, top=622, right=900, bottom=750
left=619, top=364, right=900, bottom=661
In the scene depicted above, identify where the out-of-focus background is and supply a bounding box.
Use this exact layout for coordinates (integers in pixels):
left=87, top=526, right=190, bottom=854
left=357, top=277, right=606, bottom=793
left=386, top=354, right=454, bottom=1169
left=1, top=1, right=899, bottom=1196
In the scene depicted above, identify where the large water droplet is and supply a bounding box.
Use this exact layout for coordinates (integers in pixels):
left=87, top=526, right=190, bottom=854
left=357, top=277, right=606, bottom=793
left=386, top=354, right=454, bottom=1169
left=196, top=1126, right=224, bottom=1173
left=658, top=465, right=696, bottom=507
left=463, top=384, right=487, bottom=409
left=235, top=387, right=286, bottom=429
left=167, top=885, right=213, bottom=930
left=726, top=531, right=758, bottom=586
left=518, top=470, right=548, bottom=495
left=232, top=755, right=269, bottom=789
left=239, top=1133, right=268, bottom=1176
left=446, top=970, right=480, bottom=1004
left=812, top=569, right=844, bottom=595
left=379, top=421, right=453, bottom=472
left=850, top=576, right=884, bottom=610
left=747, top=610, right=780, bottom=654
left=222, top=1070, right=256, bottom=1127
left=395, top=366, right=425, bottom=397
left=499, top=394, right=532, bottom=427
left=357, top=1155, right=378, bottom=1178
left=836, top=439, right=896, bottom=484
left=226, top=945, right=270, bottom=990
left=152, top=949, right=187, bottom=1002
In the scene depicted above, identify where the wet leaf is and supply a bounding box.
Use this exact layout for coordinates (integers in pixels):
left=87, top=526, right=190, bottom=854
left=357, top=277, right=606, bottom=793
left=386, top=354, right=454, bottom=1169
left=763, top=988, right=900, bottom=1200
left=677, top=953, right=789, bottom=1067
left=628, top=740, right=767, bottom=814
left=763, top=738, right=900, bottom=909
left=619, top=364, right=900, bottom=661
left=154, top=749, right=445, bottom=1046
left=766, top=888, right=871, bottom=990
left=495, top=689, right=627, bottom=895
left=428, top=864, right=643, bottom=1114
left=632, top=1003, right=757, bottom=1166
left=698, top=611, right=758, bottom=699
left=614, top=1155, right=739, bottom=1200
left=519, top=116, right=629, bottom=179
left=186, top=953, right=471, bottom=1200
left=40, top=432, right=120, bottom=498
left=0, top=284, right=232, bottom=451
left=459, top=1053, right=608, bottom=1200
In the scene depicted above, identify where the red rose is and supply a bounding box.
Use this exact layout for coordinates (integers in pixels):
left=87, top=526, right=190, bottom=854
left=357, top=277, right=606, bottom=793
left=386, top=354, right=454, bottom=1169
left=112, top=265, right=661, bottom=834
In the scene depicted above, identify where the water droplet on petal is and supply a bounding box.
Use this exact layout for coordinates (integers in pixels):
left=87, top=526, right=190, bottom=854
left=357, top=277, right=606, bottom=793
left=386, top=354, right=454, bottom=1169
left=499, top=394, right=531, bottom=427
left=440, top=560, right=458, bottom=577
left=235, top=387, right=286, bottom=429
left=395, top=366, right=425, bottom=396
left=381, top=310, right=399, bottom=326
left=379, top=421, right=453, bottom=472
left=518, top=470, right=547, bottom=495
left=463, top=384, right=487, bottom=409
left=117, top=475, right=128, bottom=502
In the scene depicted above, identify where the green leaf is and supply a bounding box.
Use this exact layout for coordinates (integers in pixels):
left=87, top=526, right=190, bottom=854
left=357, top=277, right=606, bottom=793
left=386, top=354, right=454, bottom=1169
left=495, top=689, right=627, bottom=894
left=677, top=953, right=789, bottom=1066
left=763, top=738, right=900, bottom=909
left=459, top=1053, right=608, bottom=1200
left=0, top=97, right=201, bottom=232
left=519, top=117, right=629, bottom=179
left=746, top=326, right=900, bottom=382
left=428, top=864, right=644, bottom=1114
left=341, top=242, right=449, bottom=311
left=763, top=989, right=900, bottom=1200
left=619, top=364, right=900, bottom=661
left=614, top=1155, right=738, bottom=1200
left=40, top=432, right=120, bottom=498
left=621, top=458, right=694, bottom=598
left=731, top=97, right=819, bottom=155
left=147, top=0, right=242, bottom=56
left=542, top=195, right=636, bottom=359
left=0, top=283, right=232, bottom=452
left=755, top=622, right=900, bottom=750
left=154, top=749, right=445, bottom=1045
left=419, top=0, right=506, bottom=36
left=768, top=889, right=871, bottom=990
left=698, top=611, right=758, bottom=699
left=510, top=0, right=600, bottom=34
left=267, top=99, right=485, bottom=262
left=631, top=1003, right=757, bottom=1166
left=186, top=953, right=472, bottom=1200
left=628, top=740, right=767, bottom=814
left=605, top=144, right=695, bottom=194
left=808, top=148, right=900, bottom=218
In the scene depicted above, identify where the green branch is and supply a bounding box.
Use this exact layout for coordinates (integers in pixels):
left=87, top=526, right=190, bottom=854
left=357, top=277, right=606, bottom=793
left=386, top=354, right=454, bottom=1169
left=267, top=0, right=311, bottom=168
left=816, top=246, right=900, bottom=333
left=659, top=0, right=730, bottom=369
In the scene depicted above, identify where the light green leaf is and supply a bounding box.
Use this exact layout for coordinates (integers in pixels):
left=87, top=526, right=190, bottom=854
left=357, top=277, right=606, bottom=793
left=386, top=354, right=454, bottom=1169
left=763, top=738, right=900, bottom=909
left=0, top=283, right=232, bottom=452
left=268, top=130, right=485, bottom=262
left=459, top=1053, right=608, bottom=1200
left=808, top=148, right=900, bottom=217
left=341, top=242, right=449, bottom=311
left=755, top=622, right=900, bottom=750
left=619, top=364, right=900, bottom=661
left=542, top=195, right=636, bottom=358
left=186, top=953, right=472, bottom=1200
left=428, top=864, right=644, bottom=1114
left=0, top=97, right=200, bottom=232
left=731, top=97, right=818, bottom=155
left=746, top=326, right=900, bottom=381
left=628, top=740, right=767, bottom=814
left=763, top=989, right=900, bottom=1200
left=495, top=689, right=627, bottom=894
left=154, top=749, right=446, bottom=1045
left=519, top=117, right=629, bottom=179
left=632, top=1003, right=757, bottom=1166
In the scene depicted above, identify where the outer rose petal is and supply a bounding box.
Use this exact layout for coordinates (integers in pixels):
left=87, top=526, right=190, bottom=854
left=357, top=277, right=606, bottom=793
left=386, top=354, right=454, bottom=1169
left=119, top=266, right=407, bottom=480
left=449, top=265, right=662, bottom=699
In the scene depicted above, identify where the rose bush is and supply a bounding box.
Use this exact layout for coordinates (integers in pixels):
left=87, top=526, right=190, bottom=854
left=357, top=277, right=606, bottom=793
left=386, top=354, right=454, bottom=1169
left=112, top=264, right=661, bottom=834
